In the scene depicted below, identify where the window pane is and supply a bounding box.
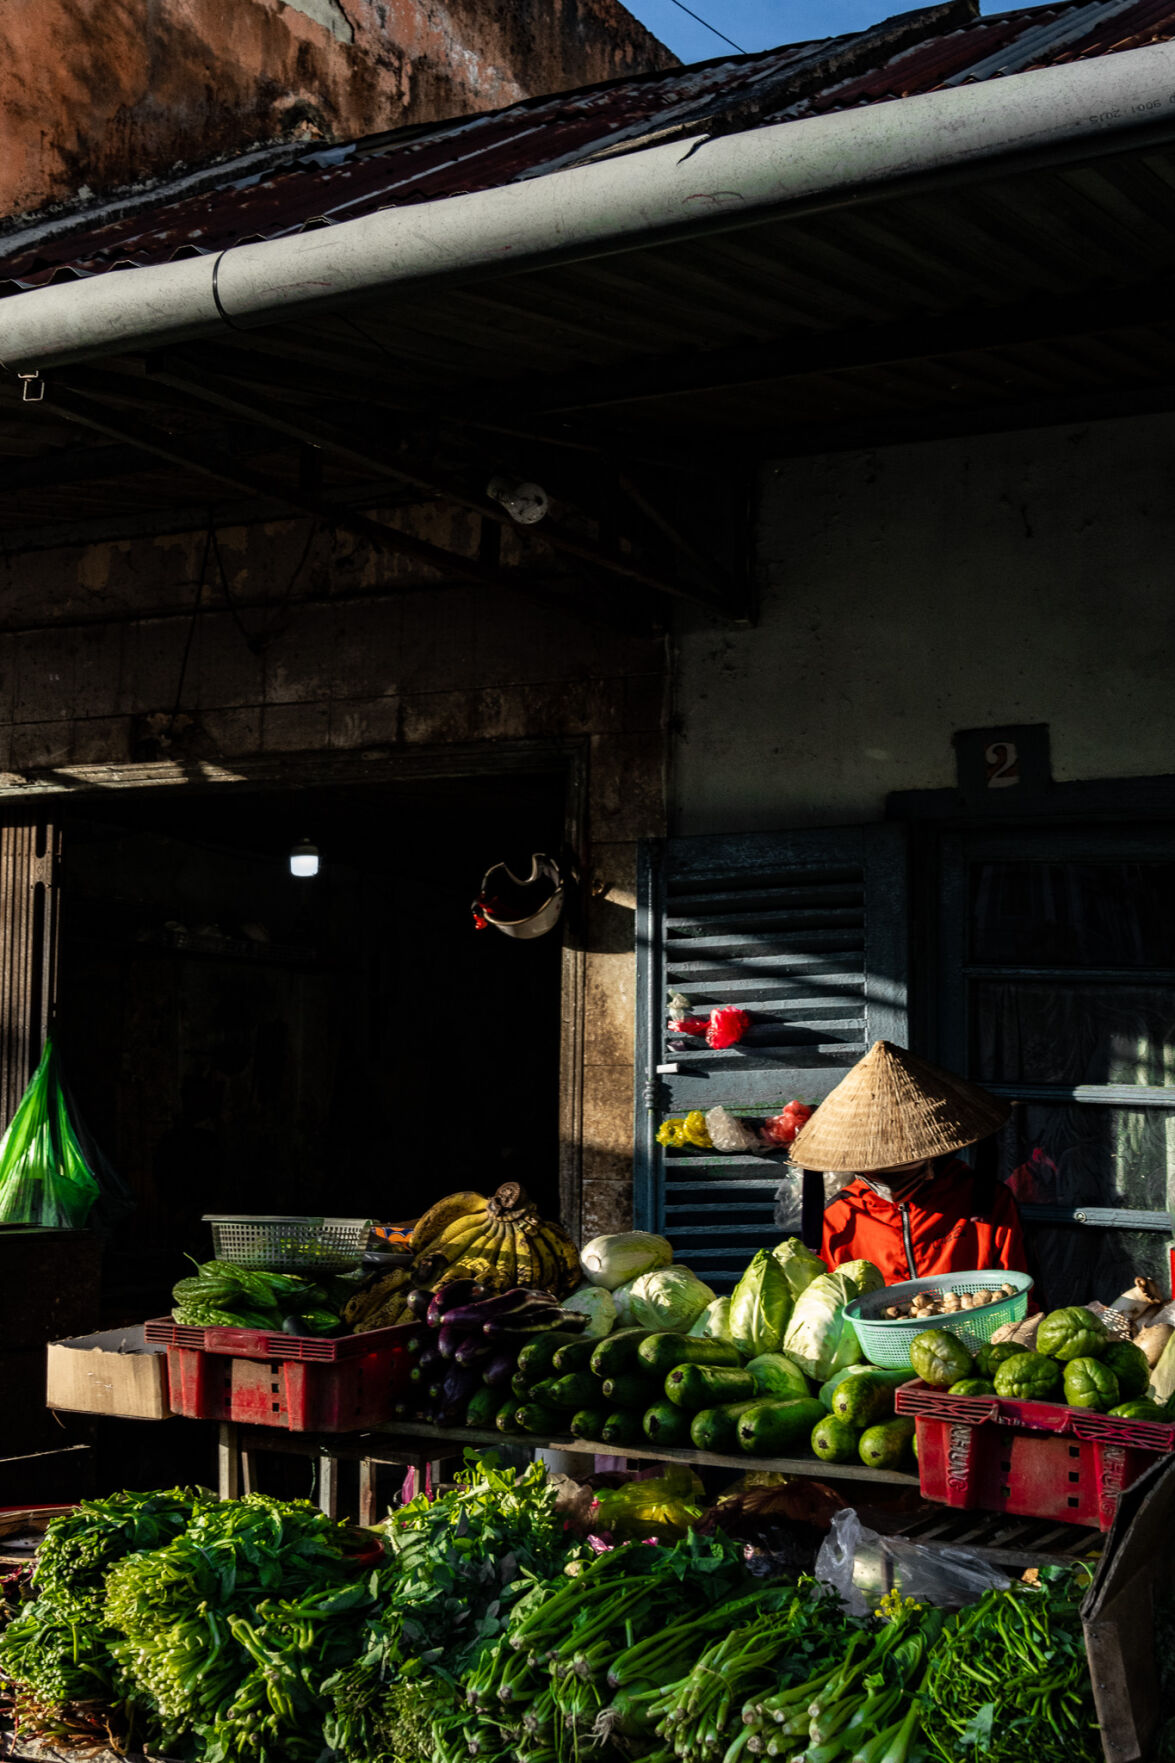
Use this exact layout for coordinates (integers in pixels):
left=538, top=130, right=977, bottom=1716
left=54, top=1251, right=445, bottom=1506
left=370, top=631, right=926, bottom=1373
left=1024, top=1221, right=1170, bottom=1310
left=998, top=1104, right=1172, bottom=1213
left=971, top=862, right=1175, bottom=968
left=974, top=982, right=1175, bottom=1088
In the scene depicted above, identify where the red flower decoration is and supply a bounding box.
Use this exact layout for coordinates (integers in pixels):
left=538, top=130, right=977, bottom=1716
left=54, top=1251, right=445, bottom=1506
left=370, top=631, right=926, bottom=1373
left=669, top=1016, right=711, bottom=1037
left=706, top=1006, right=751, bottom=1049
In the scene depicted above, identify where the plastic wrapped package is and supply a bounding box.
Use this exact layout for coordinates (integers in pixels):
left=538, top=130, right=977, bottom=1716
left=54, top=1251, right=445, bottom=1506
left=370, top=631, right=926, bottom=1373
left=0, top=1038, right=118, bottom=1229
left=816, top=1508, right=1011, bottom=1617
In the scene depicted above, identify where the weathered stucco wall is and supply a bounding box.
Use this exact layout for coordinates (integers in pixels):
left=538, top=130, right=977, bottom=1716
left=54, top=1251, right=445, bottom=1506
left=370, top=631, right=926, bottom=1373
left=673, top=414, right=1175, bottom=833
left=0, top=512, right=665, bottom=1235
left=0, top=0, right=674, bottom=222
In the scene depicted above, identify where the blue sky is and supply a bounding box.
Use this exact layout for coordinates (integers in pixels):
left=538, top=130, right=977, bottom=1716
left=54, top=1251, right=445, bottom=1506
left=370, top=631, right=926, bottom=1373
left=625, top=0, right=1039, bottom=60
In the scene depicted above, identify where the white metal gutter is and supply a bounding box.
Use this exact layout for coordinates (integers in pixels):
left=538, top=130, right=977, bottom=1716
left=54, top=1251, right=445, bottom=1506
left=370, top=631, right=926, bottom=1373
left=5, top=39, right=1175, bottom=373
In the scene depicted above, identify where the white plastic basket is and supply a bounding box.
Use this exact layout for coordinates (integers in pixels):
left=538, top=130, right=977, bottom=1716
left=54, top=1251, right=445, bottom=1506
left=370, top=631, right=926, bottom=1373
left=202, top=1215, right=372, bottom=1272
left=843, top=1270, right=1033, bottom=1370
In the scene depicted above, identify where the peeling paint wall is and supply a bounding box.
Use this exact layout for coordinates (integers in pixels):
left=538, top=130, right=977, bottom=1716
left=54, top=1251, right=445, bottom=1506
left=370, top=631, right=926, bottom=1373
left=0, top=507, right=666, bottom=1234
left=673, top=414, right=1175, bottom=833
left=0, top=0, right=675, bottom=223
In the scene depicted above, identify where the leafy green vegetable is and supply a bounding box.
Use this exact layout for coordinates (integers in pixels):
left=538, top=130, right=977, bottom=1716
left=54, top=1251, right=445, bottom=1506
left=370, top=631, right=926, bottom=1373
left=729, top=1249, right=793, bottom=1359
left=921, top=1571, right=1099, bottom=1763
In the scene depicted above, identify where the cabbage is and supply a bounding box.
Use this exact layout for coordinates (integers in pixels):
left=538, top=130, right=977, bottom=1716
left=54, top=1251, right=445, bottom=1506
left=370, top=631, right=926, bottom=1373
left=629, top=1267, right=715, bottom=1334
left=580, top=1231, right=673, bottom=1292
left=688, top=1296, right=733, bottom=1342
left=781, top=1268, right=865, bottom=1382
left=837, top=1258, right=884, bottom=1297
left=771, top=1238, right=826, bottom=1302
left=611, top=1278, right=641, bottom=1327
left=560, top=1284, right=617, bottom=1339
left=746, top=1353, right=810, bottom=1400
left=729, top=1249, right=793, bottom=1359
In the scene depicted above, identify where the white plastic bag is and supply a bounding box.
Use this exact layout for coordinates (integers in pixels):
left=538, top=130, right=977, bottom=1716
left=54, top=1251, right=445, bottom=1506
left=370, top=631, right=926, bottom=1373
left=815, top=1508, right=1011, bottom=1617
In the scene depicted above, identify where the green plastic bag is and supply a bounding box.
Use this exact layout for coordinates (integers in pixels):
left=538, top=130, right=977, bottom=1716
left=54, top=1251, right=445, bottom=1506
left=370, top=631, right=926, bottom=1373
left=0, top=1038, right=102, bottom=1228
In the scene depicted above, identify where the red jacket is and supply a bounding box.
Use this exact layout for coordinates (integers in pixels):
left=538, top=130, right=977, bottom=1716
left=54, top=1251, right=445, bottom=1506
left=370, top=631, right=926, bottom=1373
left=821, top=1159, right=1031, bottom=1286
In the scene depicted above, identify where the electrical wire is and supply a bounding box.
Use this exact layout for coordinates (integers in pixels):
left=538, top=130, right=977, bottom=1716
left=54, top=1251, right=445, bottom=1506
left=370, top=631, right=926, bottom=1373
left=664, top=0, right=746, bottom=52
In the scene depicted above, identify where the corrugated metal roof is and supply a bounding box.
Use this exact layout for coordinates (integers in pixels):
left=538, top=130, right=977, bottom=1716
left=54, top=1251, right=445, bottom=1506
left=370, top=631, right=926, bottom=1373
left=4, top=0, right=1175, bottom=296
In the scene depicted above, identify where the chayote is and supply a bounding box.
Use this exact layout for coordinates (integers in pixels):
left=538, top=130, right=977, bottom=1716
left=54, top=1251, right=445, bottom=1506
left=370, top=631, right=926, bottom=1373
left=993, top=1351, right=1063, bottom=1402
left=909, top=1328, right=974, bottom=1389
left=1109, top=1398, right=1163, bottom=1420
left=1063, top=1356, right=1120, bottom=1412
left=1035, top=1306, right=1110, bottom=1363
left=974, top=1341, right=1025, bottom=1380
left=1101, top=1340, right=1151, bottom=1402
left=948, top=1377, right=996, bottom=1397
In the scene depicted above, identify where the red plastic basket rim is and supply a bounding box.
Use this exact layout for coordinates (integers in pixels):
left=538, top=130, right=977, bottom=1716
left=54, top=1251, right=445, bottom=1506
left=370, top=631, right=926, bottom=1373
left=895, top=1377, right=1175, bottom=1452
left=144, top=1316, right=414, bottom=1362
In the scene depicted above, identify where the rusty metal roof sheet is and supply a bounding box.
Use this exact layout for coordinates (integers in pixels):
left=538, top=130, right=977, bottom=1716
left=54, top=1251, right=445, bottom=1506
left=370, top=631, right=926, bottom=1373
left=3, top=0, right=1175, bottom=295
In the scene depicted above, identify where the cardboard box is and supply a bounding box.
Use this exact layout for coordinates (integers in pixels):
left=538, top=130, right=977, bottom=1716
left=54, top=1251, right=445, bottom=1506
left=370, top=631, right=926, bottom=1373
left=1082, top=1452, right=1175, bottom=1762
left=46, top=1324, right=172, bottom=1421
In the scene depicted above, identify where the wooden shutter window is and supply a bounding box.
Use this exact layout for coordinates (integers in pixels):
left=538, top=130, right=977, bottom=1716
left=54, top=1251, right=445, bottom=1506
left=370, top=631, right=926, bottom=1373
left=635, top=826, right=907, bottom=1288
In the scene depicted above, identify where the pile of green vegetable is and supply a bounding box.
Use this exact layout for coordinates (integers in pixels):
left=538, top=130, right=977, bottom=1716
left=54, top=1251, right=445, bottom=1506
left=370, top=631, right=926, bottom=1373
left=0, top=1458, right=1103, bottom=1763
left=171, top=1259, right=352, bottom=1335
left=443, top=1234, right=918, bottom=1472
left=909, top=1306, right=1170, bottom=1419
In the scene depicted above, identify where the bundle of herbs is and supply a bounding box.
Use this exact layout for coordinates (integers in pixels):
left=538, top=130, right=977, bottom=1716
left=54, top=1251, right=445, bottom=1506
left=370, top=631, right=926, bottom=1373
left=324, top=1453, right=573, bottom=1763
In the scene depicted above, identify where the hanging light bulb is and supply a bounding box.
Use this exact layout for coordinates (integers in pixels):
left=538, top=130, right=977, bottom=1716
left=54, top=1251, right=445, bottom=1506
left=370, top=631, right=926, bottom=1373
left=289, top=838, right=319, bottom=878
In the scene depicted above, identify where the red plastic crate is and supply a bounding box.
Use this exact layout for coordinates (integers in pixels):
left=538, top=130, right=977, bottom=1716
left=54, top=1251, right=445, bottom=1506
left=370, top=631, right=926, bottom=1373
left=164, top=1335, right=414, bottom=1432
left=144, top=1316, right=411, bottom=1362
left=896, top=1379, right=1175, bottom=1530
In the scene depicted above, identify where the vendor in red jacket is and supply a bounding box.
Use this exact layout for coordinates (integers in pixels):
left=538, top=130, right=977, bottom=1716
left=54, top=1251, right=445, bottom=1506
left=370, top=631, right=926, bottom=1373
left=787, top=1040, right=1031, bottom=1285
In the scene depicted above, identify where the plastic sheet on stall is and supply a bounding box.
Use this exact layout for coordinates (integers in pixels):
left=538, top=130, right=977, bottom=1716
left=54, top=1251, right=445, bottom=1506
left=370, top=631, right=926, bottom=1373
left=815, top=1508, right=1011, bottom=1617
left=774, top=1168, right=844, bottom=1235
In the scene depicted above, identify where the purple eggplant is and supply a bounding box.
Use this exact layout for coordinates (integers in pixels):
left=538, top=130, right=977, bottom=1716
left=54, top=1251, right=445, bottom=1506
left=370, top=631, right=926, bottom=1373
left=484, top=1303, right=583, bottom=1337
left=437, top=1320, right=481, bottom=1360
left=442, top=1287, right=549, bottom=1329
left=426, top=1280, right=486, bottom=1328
left=481, top=1345, right=519, bottom=1388
left=409, top=1345, right=444, bottom=1384
left=405, top=1288, right=434, bottom=1321
left=402, top=1325, right=430, bottom=1357
left=431, top=1363, right=483, bottom=1425
left=454, top=1332, right=492, bottom=1369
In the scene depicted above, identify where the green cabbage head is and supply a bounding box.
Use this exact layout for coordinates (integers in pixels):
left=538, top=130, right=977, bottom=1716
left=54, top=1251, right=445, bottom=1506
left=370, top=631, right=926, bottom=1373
left=729, top=1249, right=793, bottom=1358
left=782, top=1268, right=864, bottom=1381
left=629, top=1266, right=716, bottom=1334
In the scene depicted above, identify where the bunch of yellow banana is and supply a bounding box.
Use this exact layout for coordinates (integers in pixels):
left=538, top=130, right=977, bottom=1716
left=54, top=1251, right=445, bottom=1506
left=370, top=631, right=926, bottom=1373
left=410, top=1181, right=580, bottom=1297
left=345, top=1184, right=580, bottom=1332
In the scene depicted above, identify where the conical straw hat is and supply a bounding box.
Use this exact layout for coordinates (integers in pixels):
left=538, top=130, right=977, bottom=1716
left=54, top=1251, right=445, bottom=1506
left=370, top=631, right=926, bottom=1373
left=787, top=1041, right=1009, bottom=1174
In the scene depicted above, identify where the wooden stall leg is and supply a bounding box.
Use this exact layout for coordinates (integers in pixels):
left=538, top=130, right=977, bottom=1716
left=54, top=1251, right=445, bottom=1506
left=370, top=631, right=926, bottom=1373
left=218, top=1423, right=240, bottom=1501
left=359, top=1458, right=377, bottom=1528
left=319, top=1451, right=340, bottom=1520
left=240, top=1446, right=258, bottom=1497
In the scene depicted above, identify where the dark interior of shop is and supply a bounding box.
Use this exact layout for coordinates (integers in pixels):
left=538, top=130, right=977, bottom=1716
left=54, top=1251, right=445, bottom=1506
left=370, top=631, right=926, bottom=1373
left=53, top=769, right=568, bottom=1326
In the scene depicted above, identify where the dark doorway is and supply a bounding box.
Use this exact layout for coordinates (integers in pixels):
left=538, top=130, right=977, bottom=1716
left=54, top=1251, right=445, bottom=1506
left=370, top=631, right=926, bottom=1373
left=51, top=770, right=567, bottom=1316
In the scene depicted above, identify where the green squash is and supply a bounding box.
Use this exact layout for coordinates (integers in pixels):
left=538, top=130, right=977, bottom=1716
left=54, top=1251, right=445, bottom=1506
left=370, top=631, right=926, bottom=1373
left=993, top=1351, right=1063, bottom=1402
left=1063, top=1357, right=1120, bottom=1412
left=1035, top=1306, right=1110, bottom=1363
left=1101, top=1340, right=1151, bottom=1402
left=909, top=1328, right=974, bottom=1389
left=948, top=1377, right=996, bottom=1397
left=974, top=1341, right=1024, bottom=1380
